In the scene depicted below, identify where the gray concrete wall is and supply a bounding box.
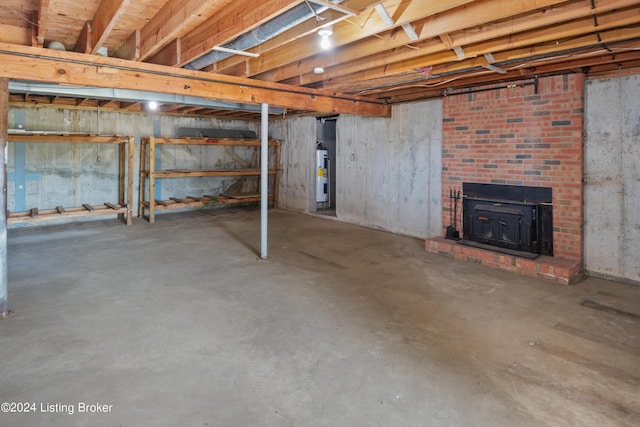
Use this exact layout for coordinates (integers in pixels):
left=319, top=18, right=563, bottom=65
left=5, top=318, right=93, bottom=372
left=274, top=100, right=443, bottom=238
left=336, top=100, right=443, bottom=238
left=269, top=117, right=317, bottom=213
left=584, top=75, right=640, bottom=285
left=7, top=107, right=260, bottom=226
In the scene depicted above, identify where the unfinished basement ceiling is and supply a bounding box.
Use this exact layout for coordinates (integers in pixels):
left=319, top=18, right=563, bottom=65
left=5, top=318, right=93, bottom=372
left=2, top=0, right=640, bottom=119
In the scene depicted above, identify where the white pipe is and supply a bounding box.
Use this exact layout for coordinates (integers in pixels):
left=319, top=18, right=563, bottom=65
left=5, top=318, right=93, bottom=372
left=260, top=103, right=268, bottom=259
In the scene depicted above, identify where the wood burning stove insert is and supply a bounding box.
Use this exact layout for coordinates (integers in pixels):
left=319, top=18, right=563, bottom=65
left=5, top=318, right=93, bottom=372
left=461, top=183, right=553, bottom=258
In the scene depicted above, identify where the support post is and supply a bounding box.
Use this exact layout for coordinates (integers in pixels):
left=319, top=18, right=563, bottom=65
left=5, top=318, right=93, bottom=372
left=260, top=103, right=268, bottom=259
left=0, top=78, right=8, bottom=317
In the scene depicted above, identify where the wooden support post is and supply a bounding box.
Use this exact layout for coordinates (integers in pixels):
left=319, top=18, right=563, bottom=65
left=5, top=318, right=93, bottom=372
left=0, top=78, right=8, bottom=317
left=148, top=137, right=156, bottom=223
left=138, top=138, right=147, bottom=219
left=127, top=136, right=134, bottom=225
left=118, top=138, right=126, bottom=223
left=274, top=140, right=281, bottom=209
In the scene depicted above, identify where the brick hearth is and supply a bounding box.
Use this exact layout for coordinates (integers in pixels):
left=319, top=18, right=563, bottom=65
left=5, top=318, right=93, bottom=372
left=425, top=237, right=583, bottom=285
left=430, top=74, right=585, bottom=283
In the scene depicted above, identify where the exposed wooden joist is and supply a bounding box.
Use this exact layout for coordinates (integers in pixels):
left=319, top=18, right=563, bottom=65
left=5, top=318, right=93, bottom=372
left=0, top=23, right=30, bottom=46
left=35, top=0, right=50, bottom=48
left=90, top=0, right=132, bottom=55
left=114, top=29, right=140, bottom=60
left=157, top=0, right=304, bottom=68
left=120, top=102, right=141, bottom=111
left=136, top=0, right=220, bottom=61
left=274, top=0, right=626, bottom=86
left=318, top=7, right=640, bottom=91
left=74, top=21, right=93, bottom=54
left=242, top=0, right=474, bottom=76
left=349, top=37, right=640, bottom=101
left=213, top=8, right=350, bottom=75
left=211, top=0, right=381, bottom=74
left=380, top=50, right=640, bottom=103
left=147, top=38, right=181, bottom=66
left=0, top=43, right=389, bottom=117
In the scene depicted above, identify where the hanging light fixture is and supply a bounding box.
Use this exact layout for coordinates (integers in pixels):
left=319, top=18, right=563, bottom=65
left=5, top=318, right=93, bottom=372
left=318, top=26, right=333, bottom=50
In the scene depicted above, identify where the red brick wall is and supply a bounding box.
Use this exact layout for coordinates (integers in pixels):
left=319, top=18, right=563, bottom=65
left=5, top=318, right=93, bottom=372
left=442, top=74, right=584, bottom=259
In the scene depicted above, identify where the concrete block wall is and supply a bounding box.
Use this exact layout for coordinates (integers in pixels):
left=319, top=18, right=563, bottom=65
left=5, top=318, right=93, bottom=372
left=584, top=74, right=640, bottom=284
left=442, top=74, right=585, bottom=260
left=7, top=107, right=260, bottom=225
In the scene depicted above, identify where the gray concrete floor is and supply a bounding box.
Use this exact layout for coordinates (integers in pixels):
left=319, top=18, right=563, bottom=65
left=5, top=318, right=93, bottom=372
left=1, top=208, right=639, bottom=427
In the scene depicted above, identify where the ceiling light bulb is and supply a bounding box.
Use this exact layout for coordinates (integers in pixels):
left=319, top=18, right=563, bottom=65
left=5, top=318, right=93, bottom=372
left=320, top=36, right=331, bottom=50
left=314, top=67, right=325, bottom=74
left=148, top=101, right=158, bottom=110
left=318, top=26, right=333, bottom=50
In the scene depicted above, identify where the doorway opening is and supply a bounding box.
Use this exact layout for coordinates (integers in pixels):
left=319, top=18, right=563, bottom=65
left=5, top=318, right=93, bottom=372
left=316, top=116, right=337, bottom=216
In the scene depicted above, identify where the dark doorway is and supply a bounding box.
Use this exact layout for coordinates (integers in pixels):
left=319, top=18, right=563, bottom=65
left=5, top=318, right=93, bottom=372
left=316, top=116, right=337, bottom=215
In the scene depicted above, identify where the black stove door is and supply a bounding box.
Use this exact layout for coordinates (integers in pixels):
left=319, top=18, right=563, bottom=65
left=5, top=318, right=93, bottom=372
left=469, top=203, right=525, bottom=251
left=495, top=215, right=522, bottom=250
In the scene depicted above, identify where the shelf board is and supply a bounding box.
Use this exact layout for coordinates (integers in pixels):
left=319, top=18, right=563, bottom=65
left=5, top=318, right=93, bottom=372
left=8, top=134, right=130, bottom=144
left=141, top=194, right=274, bottom=210
left=144, top=137, right=279, bottom=147
left=145, top=169, right=276, bottom=178
left=8, top=203, right=128, bottom=224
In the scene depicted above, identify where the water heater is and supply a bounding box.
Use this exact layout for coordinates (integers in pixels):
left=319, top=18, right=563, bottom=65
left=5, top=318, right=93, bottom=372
left=316, top=149, right=329, bottom=203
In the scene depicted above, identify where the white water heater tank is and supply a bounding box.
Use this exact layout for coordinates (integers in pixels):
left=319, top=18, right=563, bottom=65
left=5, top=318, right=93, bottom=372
left=316, top=149, right=328, bottom=203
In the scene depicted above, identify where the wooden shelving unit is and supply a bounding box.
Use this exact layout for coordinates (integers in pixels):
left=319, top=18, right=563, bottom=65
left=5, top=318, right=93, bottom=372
left=7, top=134, right=134, bottom=225
left=138, top=137, right=281, bottom=223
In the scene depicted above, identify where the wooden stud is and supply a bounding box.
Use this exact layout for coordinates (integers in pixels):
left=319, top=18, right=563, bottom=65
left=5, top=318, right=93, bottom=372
left=148, top=137, right=156, bottom=223
left=274, top=140, right=281, bottom=209
left=127, top=136, right=134, bottom=225
left=138, top=137, right=147, bottom=218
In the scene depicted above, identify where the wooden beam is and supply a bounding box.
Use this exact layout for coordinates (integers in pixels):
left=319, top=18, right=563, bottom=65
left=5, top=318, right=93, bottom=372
left=91, top=0, right=132, bottom=55
left=380, top=50, right=640, bottom=103
left=210, top=0, right=377, bottom=74
left=213, top=9, right=348, bottom=75
left=35, top=0, right=50, bottom=48
left=1, top=23, right=31, bottom=46
left=114, top=29, right=140, bottom=60
left=0, top=43, right=389, bottom=117
left=263, top=0, right=633, bottom=84
left=147, top=38, right=181, bottom=66
left=243, top=0, right=474, bottom=76
left=74, top=21, right=93, bottom=54
left=137, top=0, right=221, bottom=61
left=318, top=6, right=640, bottom=90
left=158, top=0, right=304, bottom=67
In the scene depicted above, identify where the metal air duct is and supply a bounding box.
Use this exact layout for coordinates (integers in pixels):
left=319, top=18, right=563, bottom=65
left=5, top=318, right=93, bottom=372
left=184, top=0, right=344, bottom=70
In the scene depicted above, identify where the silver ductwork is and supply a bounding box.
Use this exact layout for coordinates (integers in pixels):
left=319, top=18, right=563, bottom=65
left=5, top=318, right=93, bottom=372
left=185, top=0, right=343, bottom=70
